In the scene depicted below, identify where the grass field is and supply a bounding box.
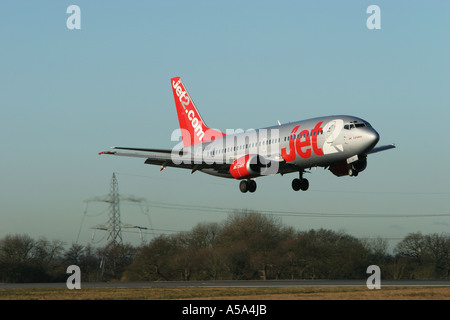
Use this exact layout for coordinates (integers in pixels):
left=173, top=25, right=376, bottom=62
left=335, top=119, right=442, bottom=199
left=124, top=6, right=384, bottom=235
left=0, top=286, right=449, bottom=300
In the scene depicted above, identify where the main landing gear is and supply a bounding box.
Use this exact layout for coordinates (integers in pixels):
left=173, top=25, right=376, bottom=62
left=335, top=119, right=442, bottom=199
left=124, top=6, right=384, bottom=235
left=292, top=171, right=309, bottom=191
left=238, top=171, right=310, bottom=193
left=239, top=179, right=257, bottom=193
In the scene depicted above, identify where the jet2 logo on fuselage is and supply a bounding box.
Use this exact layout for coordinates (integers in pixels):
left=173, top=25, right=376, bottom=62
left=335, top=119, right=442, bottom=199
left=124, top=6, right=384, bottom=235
left=281, top=120, right=344, bottom=162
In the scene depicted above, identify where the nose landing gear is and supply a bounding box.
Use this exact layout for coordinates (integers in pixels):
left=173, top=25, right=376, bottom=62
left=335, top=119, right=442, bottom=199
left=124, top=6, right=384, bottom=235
left=348, top=168, right=359, bottom=177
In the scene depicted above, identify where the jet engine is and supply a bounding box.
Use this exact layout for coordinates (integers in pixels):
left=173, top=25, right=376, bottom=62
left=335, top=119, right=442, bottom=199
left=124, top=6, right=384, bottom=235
left=230, top=154, right=273, bottom=179
left=329, top=156, right=367, bottom=177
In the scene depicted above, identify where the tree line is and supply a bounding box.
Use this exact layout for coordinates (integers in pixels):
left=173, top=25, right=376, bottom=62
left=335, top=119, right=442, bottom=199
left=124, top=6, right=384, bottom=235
left=1, top=211, right=449, bottom=282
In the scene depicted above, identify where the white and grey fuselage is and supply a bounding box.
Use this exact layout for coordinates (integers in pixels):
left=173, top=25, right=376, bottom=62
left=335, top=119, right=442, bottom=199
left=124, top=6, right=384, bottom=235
left=176, top=115, right=380, bottom=178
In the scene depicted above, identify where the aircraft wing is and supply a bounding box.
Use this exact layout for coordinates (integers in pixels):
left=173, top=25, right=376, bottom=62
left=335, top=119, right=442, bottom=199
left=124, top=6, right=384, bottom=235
left=99, top=147, right=288, bottom=176
left=99, top=147, right=230, bottom=173
left=368, top=144, right=396, bottom=154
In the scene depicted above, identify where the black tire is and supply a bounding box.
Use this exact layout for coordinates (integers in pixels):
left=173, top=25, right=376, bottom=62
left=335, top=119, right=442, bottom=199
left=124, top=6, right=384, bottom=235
left=248, top=180, right=257, bottom=193
left=348, top=168, right=359, bottom=177
left=292, top=178, right=301, bottom=191
left=300, top=178, right=309, bottom=191
left=239, top=180, right=248, bottom=193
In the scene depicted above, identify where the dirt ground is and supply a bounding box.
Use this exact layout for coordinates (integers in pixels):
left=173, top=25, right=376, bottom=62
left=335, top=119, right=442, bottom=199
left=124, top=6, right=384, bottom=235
left=0, top=286, right=449, bottom=300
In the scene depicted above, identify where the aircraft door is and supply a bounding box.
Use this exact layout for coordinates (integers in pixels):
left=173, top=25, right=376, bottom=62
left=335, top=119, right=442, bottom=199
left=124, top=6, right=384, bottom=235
left=322, top=119, right=344, bottom=154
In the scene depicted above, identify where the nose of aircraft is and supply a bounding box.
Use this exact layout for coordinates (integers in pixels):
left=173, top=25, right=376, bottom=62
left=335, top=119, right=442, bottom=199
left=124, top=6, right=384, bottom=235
left=365, top=128, right=380, bottom=151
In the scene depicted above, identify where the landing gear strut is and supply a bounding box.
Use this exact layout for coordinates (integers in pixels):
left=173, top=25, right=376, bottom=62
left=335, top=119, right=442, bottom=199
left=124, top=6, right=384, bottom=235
left=292, top=171, right=309, bottom=191
left=239, top=179, right=257, bottom=193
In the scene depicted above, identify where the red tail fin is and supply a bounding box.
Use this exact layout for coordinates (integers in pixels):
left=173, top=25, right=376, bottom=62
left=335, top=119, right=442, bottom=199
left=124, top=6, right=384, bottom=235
left=171, top=77, right=225, bottom=147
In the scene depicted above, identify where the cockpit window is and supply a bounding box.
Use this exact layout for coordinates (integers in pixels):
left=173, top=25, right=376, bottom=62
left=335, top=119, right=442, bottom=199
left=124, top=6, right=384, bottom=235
left=344, top=124, right=355, bottom=130
left=344, top=121, right=368, bottom=130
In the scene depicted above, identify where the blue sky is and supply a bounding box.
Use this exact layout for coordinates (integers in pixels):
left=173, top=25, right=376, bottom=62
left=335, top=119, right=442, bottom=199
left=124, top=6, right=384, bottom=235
left=1, top=1, right=449, bottom=249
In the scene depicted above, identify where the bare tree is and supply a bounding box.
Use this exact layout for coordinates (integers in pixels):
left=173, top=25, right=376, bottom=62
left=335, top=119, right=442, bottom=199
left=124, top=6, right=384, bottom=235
left=395, top=232, right=450, bottom=279
left=0, top=234, right=65, bottom=282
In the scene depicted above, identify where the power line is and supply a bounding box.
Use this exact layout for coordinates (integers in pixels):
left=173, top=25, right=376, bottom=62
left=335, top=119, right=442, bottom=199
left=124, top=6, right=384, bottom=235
left=76, top=173, right=448, bottom=244
left=147, top=200, right=450, bottom=218
left=115, top=171, right=450, bottom=196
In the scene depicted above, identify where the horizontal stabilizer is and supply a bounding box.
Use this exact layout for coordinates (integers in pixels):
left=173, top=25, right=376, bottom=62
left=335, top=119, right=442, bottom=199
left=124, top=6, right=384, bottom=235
left=110, top=146, right=174, bottom=153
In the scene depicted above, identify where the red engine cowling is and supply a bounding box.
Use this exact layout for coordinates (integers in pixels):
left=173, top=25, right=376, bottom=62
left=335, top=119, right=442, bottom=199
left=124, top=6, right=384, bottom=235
left=230, top=154, right=271, bottom=179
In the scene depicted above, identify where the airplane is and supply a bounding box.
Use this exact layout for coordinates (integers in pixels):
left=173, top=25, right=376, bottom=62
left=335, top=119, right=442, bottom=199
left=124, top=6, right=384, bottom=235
left=99, top=77, right=395, bottom=193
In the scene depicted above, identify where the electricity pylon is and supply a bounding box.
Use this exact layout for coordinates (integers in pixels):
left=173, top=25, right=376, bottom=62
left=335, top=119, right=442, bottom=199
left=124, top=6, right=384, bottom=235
left=86, top=173, right=149, bottom=247
left=106, top=172, right=122, bottom=246
left=80, top=173, right=151, bottom=280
